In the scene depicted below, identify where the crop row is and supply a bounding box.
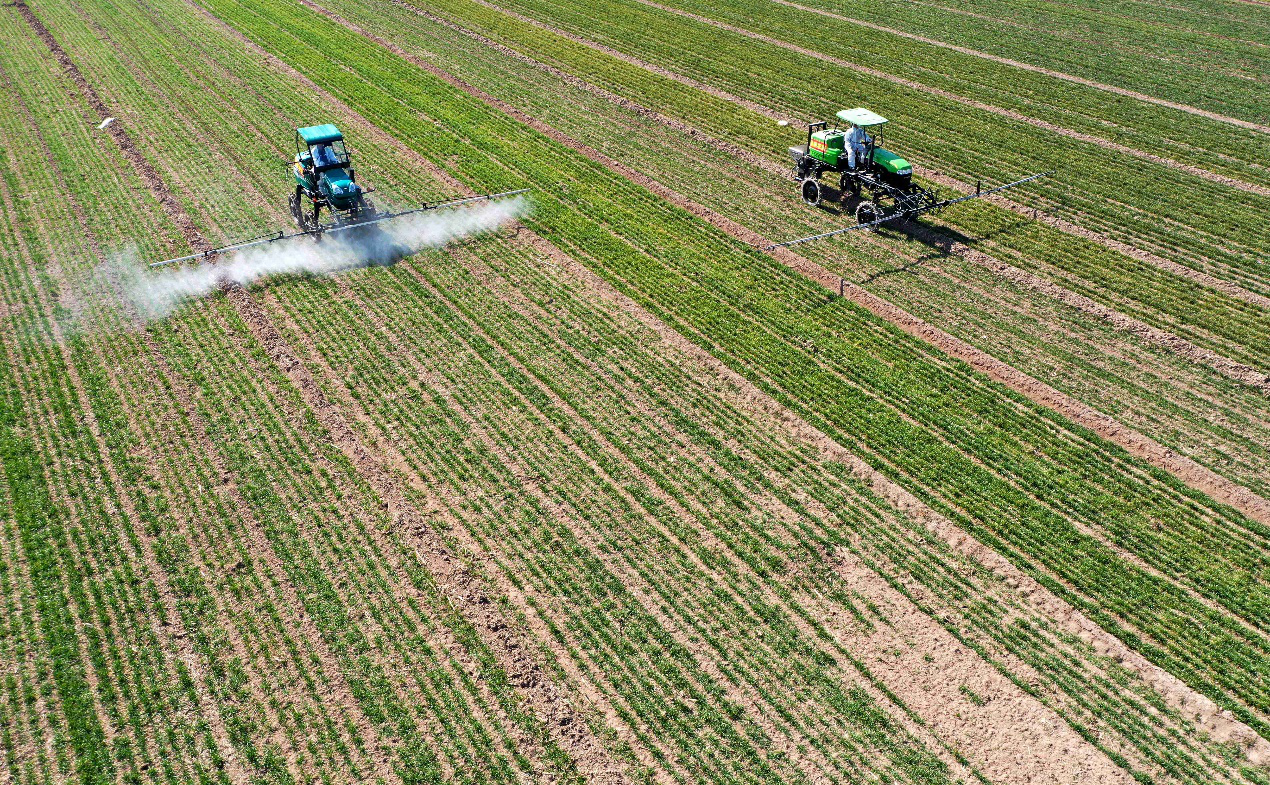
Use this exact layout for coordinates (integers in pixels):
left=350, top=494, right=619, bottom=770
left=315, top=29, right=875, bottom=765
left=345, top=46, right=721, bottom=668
left=308, top=0, right=1270, bottom=500
left=126, top=0, right=1270, bottom=737
left=780, top=0, right=1270, bottom=124
left=400, top=0, right=1270, bottom=296
left=0, top=6, right=583, bottom=781
left=11, top=0, right=1270, bottom=778
left=337, top=0, right=1270, bottom=366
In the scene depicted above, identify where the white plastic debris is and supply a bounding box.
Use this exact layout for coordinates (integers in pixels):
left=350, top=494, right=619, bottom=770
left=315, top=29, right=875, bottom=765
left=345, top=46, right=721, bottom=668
left=98, top=117, right=115, bottom=130
left=777, top=120, right=789, bottom=126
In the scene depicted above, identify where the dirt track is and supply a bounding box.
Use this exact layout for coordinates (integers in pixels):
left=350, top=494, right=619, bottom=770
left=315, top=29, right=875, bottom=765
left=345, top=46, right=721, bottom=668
left=317, top=6, right=1270, bottom=526
left=18, top=4, right=636, bottom=779
left=630, top=0, right=1270, bottom=197
left=767, top=0, right=1270, bottom=135
left=14, top=0, right=1270, bottom=780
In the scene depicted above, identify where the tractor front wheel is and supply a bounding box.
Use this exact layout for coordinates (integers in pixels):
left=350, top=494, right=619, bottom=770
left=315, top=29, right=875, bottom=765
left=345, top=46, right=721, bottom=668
left=856, top=201, right=883, bottom=228
left=839, top=173, right=860, bottom=199
left=800, top=178, right=822, bottom=207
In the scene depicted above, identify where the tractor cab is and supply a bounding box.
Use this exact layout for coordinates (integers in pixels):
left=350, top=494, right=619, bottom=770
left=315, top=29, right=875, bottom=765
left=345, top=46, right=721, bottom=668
left=835, top=108, right=912, bottom=189
left=294, top=124, right=363, bottom=210
left=290, top=124, right=375, bottom=230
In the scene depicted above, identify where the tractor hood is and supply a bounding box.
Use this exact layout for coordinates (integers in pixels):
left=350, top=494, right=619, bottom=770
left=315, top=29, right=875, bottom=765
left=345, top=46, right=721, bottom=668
left=871, top=148, right=913, bottom=176
left=320, top=169, right=361, bottom=205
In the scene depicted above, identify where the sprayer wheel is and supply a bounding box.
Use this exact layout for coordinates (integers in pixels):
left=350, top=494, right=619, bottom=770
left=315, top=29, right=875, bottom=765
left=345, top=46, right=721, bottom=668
left=800, top=178, right=822, bottom=207
left=856, top=201, right=882, bottom=229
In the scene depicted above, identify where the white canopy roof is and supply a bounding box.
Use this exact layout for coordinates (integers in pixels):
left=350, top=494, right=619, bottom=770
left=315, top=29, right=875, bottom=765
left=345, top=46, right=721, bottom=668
left=836, top=108, right=888, bottom=127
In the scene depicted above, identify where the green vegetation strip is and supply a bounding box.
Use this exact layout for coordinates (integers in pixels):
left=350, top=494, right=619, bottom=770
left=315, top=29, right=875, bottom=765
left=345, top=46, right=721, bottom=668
left=195, top=0, right=1270, bottom=734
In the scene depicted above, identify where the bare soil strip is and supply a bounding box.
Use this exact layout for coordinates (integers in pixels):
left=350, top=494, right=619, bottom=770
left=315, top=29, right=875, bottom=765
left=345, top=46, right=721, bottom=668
left=827, top=550, right=1129, bottom=785
left=896, top=221, right=1270, bottom=390
left=389, top=0, right=788, bottom=179
left=918, top=169, right=1270, bottom=311
left=460, top=247, right=1149, bottom=784
left=465, top=0, right=793, bottom=121
left=265, top=280, right=653, bottom=785
left=627, top=0, right=1270, bottom=197
left=429, top=0, right=1270, bottom=325
left=522, top=234, right=1270, bottom=765
left=767, top=0, right=1270, bottom=135
left=301, top=4, right=1270, bottom=527
left=14, top=9, right=409, bottom=778
left=22, top=6, right=631, bottom=780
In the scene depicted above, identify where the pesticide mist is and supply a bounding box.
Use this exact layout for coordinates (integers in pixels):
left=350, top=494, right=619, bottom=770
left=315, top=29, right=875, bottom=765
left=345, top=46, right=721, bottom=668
left=112, top=196, right=528, bottom=322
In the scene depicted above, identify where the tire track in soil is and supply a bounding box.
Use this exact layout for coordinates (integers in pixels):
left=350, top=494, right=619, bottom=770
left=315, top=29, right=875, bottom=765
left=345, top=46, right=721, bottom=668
left=510, top=233, right=1270, bottom=764
left=388, top=0, right=1269, bottom=389
left=455, top=247, right=1155, bottom=784
left=258, top=289, right=555, bottom=785
left=294, top=1, right=1270, bottom=527
left=626, top=0, right=1270, bottom=198
left=37, top=1, right=636, bottom=771
left=12, top=6, right=421, bottom=780
left=439, top=0, right=1270, bottom=304
left=767, top=0, right=1270, bottom=135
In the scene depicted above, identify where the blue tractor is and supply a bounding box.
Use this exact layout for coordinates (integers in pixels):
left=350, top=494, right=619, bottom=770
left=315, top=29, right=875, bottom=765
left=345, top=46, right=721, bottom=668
left=289, top=124, right=377, bottom=230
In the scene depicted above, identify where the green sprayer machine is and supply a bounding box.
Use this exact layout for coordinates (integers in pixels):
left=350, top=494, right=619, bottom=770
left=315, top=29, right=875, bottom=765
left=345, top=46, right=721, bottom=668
left=773, top=108, right=1049, bottom=248
left=150, top=124, right=528, bottom=267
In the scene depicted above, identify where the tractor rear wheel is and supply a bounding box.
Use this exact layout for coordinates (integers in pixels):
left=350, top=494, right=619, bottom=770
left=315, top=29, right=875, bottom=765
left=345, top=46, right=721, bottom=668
left=856, top=201, right=882, bottom=228
left=800, top=178, right=822, bottom=207
left=289, top=192, right=304, bottom=230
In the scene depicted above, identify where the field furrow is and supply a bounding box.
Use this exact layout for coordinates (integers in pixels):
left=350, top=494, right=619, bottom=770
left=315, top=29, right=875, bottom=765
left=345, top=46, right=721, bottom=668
left=6, top=0, right=1267, bottom=781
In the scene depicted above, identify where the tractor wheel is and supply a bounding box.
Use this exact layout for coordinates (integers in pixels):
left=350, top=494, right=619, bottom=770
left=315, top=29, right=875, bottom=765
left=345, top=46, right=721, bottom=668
left=856, top=201, right=883, bottom=229
left=839, top=173, right=860, bottom=199
left=800, top=178, right=822, bottom=207
left=289, top=192, right=304, bottom=230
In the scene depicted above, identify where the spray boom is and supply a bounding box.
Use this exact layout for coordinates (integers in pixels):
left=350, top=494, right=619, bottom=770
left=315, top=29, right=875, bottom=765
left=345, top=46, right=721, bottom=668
left=149, top=188, right=531, bottom=268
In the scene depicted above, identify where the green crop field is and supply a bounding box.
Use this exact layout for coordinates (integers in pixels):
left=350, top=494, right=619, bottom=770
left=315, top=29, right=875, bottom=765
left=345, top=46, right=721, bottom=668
left=1, top=0, right=1267, bottom=781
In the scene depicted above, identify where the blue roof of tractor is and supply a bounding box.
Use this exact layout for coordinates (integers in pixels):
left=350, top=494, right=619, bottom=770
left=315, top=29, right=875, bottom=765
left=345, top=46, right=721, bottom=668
left=297, top=124, right=343, bottom=145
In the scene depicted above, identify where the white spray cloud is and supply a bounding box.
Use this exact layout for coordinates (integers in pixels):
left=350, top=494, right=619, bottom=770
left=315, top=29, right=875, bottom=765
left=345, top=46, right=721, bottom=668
left=113, top=196, right=528, bottom=322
